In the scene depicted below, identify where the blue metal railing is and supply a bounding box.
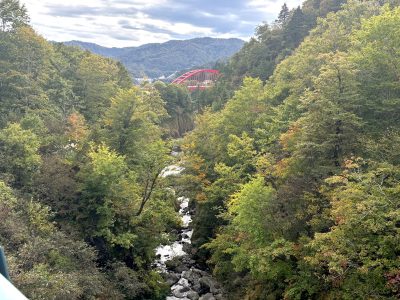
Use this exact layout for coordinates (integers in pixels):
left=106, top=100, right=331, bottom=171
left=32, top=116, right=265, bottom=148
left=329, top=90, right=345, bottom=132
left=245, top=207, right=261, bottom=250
left=0, top=246, right=10, bottom=281
left=0, top=246, right=28, bottom=299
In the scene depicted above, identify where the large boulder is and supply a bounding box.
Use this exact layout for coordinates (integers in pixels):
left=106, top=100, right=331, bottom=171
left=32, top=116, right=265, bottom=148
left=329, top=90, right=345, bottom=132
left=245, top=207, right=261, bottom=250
left=192, top=268, right=208, bottom=277
left=181, top=255, right=196, bottom=265
left=177, top=278, right=190, bottom=288
left=165, top=257, right=181, bottom=271
left=192, top=282, right=202, bottom=294
left=199, top=293, right=216, bottom=300
left=187, top=290, right=200, bottom=300
left=166, top=256, right=190, bottom=273
left=171, top=278, right=191, bottom=298
left=199, top=276, right=221, bottom=294
left=171, top=287, right=186, bottom=299
left=175, top=264, right=190, bottom=273
left=182, top=269, right=202, bottom=284
left=182, top=232, right=190, bottom=239
left=164, top=272, right=180, bottom=286
left=182, top=243, right=193, bottom=254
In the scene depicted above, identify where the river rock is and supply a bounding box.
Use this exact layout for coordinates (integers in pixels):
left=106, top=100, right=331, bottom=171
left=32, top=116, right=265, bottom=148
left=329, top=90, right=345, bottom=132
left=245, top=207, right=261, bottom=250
left=171, top=278, right=190, bottom=296
left=179, top=286, right=191, bottom=293
left=182, top=243, right=193, bottom=254
left=181, top=256, right=194, bottom=264
left=166, top=256, right=190, bottom=273
left=164, top=272, right=180, bottom=286
left=182, top=269, right=202, bottom=284
left=187, top=290, right=200, bottom=300
left=192, top=282, right=202, bottom=294
left=199, top=293, right=216, bottom=300
left=193, top=268, right=208, bottom=277
left=166, top=257, right=180, bottom=270
left=177, top=278, right=190, bottom=287
left=172, top=288, right=188, bottom=298
left=199, top=276, right=221, bottom=294
left=175, top=264, right=190, bottom=273
left=171, top=284, right=191, bottom=298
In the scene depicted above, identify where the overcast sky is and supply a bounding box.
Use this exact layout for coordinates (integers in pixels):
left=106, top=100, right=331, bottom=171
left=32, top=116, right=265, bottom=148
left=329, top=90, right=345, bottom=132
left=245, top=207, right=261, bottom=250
left=21, top=0, right=303, bottom=48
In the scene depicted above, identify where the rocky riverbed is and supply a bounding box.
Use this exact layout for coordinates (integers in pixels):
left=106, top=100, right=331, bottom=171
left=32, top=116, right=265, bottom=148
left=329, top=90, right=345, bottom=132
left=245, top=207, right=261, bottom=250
left=155, top=165, right=224, bottom=300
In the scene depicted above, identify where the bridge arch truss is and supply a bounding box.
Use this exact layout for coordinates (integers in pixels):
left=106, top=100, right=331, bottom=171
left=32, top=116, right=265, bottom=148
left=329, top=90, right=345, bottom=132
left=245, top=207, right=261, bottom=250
left=172, top=69, right=220, bottom=91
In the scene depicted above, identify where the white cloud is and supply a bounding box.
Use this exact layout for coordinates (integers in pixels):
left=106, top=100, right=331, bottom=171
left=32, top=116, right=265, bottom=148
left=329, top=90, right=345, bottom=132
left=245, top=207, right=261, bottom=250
left=21, top=0, right=303, bottom=47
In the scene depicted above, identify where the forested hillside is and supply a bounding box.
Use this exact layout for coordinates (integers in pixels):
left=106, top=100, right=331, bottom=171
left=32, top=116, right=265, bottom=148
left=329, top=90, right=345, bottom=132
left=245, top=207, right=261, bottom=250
left=183, top=1, right=400, bottom=299
left=65, top=38, right=245, bottom=79
left=0, top=1, right=182, bottom=298
left=194, top=0, right=347, bottom=110
left=1, top=0, right=400, bottom=299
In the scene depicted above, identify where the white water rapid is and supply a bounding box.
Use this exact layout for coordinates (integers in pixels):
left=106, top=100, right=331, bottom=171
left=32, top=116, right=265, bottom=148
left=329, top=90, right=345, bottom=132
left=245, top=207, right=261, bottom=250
left=154, top=195, right=193, bottom=270
left=155, top=163, right=224, bottom=300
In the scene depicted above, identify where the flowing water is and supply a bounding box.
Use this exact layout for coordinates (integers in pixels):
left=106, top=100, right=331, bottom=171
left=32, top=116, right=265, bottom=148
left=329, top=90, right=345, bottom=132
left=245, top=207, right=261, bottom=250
left=154, top=195, right=193, bottom=271
left=154, top=164, right=224, bottom=300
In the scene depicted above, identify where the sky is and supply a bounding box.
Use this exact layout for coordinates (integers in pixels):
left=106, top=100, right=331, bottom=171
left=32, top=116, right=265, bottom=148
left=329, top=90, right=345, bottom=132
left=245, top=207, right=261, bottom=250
left=21, top=0, right=303, bottom=48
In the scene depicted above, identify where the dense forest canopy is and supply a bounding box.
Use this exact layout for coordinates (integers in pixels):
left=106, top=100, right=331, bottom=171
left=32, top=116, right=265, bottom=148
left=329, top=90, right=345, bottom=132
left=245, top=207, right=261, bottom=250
left=183, top=0, right=400, bottom=299
left=0, top=0, right=181, bottom=298
left=0, top=0, right=400, bottom=299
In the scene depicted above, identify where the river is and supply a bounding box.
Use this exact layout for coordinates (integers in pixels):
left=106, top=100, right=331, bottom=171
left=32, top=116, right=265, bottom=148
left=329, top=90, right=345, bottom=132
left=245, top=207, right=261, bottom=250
left=154, top=164, right=224, bottom=300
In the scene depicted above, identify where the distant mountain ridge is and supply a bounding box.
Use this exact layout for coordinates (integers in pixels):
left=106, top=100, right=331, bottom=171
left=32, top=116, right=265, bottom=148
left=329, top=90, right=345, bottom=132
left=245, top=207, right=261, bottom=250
left=64, top=37, right=244, bottom=78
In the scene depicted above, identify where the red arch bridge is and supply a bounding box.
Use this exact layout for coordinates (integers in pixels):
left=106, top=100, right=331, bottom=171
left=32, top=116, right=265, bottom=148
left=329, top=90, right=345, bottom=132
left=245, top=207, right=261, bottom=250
left=172, top=69, right=220, bottom=91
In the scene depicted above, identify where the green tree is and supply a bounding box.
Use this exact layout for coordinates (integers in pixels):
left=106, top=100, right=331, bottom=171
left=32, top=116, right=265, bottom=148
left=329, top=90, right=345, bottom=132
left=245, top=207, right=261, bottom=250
left=284, top=7, right=309, bottom=48
left=350, top=5, right=400, bottom=133
left=278, top=53, right=362, bottom=179
left=0, top=123, right=41, bottom=187
left=102, top=86, right=170, bottom=218
left=0, top=26, right=52, bottom=125
left=276, top=3, right=290, bottom=26
left=77, top=144, right=138, bottom=248
left=76, top=54, right=120, bottom=122
left=0, top=0, right=28, bottom=32
left=102, top=86, right=166, bottom=156
left=304, top=160, right=400, bottom=298
left=153, top=81, right=194, bottom=137
left=0, top=181, right=120, bottom=299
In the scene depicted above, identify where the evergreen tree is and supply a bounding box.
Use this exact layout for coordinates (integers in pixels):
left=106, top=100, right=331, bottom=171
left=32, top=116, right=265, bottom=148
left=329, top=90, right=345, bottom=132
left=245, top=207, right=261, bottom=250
left=276, top=3, right=290, bottom=25
left=284, top=7, right=309, bottom=48
left=0, top=0, right=28, bottom=32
